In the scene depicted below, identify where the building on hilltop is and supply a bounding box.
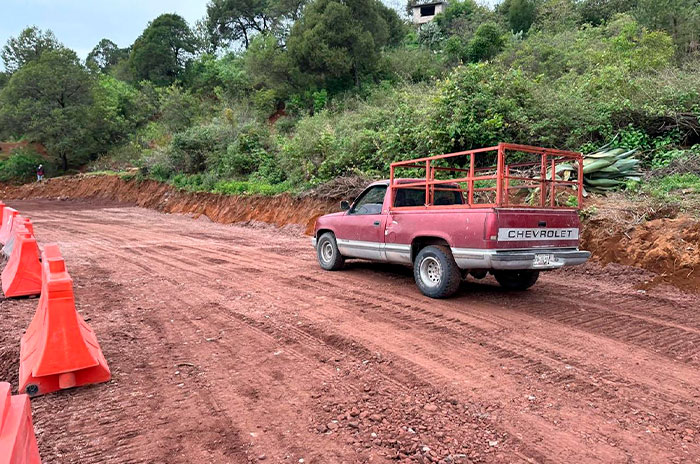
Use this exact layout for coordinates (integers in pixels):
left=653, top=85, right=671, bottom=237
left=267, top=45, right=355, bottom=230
left=411, top=1, right=447, bottom=25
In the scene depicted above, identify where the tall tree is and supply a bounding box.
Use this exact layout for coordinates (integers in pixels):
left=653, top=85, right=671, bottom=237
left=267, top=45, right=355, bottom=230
left=86, top=38, right=129, bottom=73
left=1, top=26, right=61, bottom=72
left=128, top=14, right=196, bottom=85
left=287, top=0, right=404, bottom=88
left=0, top=49, right=95, bottom=170
left=578, top=0, right=638, bottom=25
left=508, top=0, right=536, bottom=33
left=206, top=0, right=308, bottom=49
left=634, top=0, right=700, bottom=54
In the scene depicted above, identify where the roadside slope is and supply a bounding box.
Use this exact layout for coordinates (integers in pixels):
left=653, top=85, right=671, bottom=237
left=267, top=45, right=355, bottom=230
left=1, top=174, right=336, bottom=234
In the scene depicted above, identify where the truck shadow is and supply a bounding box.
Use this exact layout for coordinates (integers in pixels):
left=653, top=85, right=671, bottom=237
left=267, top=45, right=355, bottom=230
left=341, top=260, right=524, bottom=299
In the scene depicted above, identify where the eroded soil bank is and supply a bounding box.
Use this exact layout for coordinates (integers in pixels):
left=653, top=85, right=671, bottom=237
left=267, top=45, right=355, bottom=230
left=2, top=174, right=698, bottom=290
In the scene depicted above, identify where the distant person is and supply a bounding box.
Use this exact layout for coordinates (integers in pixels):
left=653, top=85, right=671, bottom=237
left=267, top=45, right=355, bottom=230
left=36, top=164, right=44, bottom=182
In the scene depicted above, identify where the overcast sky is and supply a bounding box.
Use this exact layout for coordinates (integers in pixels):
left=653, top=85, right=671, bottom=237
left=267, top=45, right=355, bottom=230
left=1, top=0, right=500, bottom=69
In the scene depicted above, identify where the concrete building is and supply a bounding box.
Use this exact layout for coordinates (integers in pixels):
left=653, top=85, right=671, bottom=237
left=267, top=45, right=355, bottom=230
left=411, top=1, right=448, bottom=25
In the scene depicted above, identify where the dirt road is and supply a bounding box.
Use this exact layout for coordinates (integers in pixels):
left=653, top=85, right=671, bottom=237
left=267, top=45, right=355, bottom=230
left=1, top=199, right=698, bottom=464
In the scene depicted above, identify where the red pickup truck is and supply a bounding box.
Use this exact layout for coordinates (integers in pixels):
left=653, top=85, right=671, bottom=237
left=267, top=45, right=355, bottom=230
left=312, top=143, right=591, bottom=298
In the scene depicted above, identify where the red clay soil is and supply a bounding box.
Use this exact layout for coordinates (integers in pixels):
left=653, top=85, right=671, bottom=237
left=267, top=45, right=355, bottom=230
left=0, top=175, right=337, bottom=235
left=2, top=174, right=699, bottom=292
left=0, top=199, right=699, bottom=463
left=581, top=215, right=700, bottom=292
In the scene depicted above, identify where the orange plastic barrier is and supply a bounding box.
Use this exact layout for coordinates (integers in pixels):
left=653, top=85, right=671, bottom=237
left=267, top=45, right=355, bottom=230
left=19, top=244, right=111, bottom=397
left=2, top=226, right=42, bottom=298
left=2, top=217, right=34, bottom=258
left=0, top=383, right=41, bottom=464
left=0, top=208, right=19, bottom=245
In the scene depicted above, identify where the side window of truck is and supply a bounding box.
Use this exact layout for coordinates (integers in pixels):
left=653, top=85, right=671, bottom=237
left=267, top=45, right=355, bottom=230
left=350, top=186, right=387, bottom=215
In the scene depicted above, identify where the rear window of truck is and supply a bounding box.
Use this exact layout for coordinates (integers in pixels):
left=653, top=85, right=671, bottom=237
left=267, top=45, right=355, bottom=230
left=394, top=188, right=463, bottom=207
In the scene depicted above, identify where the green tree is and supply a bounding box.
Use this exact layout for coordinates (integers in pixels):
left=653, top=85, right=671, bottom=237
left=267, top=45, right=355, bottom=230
left=634, top=0, right=700, bottom=54
left=435, top=0, right=493, bottom=38
left=206, top=0, right=308, bottom=49
left=579, top=0, right=638, bottom=25
left=86, top=38, right=129, bottom=73
left=468, top=22, right=506, bottom=61
left=507, top=0, right=536, bottom=33
left=128, top=14, right=196, bottom=85
left=1, top=26, right=61, bottom=72
left=0, top=49, right=97, bottom=170
left=287, top=0, right=404, bottom=89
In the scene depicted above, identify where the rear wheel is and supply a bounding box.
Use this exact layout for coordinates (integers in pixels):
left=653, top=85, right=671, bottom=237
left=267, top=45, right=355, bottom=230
left=413, top=245, right=461, bottom=298
left=493, top=270, right=539, bottom=290
left=317, top=232, right=344, bottom=271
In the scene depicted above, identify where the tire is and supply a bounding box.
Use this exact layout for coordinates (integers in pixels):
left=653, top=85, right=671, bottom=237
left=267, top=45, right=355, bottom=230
left=493, top=270, right=540, bottom=291
left=413, top=245, right=462, bottom=298
left=317, top=232, right=344, bottom=271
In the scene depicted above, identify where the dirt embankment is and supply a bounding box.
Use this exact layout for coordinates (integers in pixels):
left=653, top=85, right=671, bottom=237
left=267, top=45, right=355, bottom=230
left=0, top=175, right=337, bottom=235
left=581, top=215, right=700, bottom=291
left=2, top=174, right=698, bottom=290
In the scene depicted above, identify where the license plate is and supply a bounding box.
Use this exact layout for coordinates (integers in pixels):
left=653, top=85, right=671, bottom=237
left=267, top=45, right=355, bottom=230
left=533, top=254, right=555, bottom=267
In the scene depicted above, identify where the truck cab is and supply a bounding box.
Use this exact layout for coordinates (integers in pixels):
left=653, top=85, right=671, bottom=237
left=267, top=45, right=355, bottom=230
left=313, top=143, right=591, bottom=298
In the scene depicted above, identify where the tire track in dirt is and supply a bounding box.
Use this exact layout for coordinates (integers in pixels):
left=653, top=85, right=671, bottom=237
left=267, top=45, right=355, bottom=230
left=7, top=199, right=699, bottom=463
left=41, top=208, right=700, bottom=461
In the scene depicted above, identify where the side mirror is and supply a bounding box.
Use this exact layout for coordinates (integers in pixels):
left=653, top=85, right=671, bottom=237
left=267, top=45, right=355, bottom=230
left=340, top=200, right=350, bottom=211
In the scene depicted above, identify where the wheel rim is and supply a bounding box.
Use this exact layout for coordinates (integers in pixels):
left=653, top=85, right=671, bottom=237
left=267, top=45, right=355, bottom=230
left=321, top=241, right=334, bottom=263
left=419, top=256, right=442, bottom=288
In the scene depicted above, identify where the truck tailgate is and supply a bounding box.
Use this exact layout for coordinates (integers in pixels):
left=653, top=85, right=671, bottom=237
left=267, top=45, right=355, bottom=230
left=492, top=208, right=581, bottom=249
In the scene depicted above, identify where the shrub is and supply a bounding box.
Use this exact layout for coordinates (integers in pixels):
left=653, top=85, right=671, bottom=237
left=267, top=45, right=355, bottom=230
left=0, top=148, right=45, bottom=183
left=169, top=123, right=236, bottom=174
left=378, top=47, right=445, bottom=83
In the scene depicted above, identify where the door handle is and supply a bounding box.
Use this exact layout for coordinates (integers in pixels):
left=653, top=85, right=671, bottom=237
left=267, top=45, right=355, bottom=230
left=373, top=221, right=380, bottom=226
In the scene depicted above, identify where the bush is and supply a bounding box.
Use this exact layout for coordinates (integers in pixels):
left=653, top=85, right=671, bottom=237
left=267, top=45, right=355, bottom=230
left=378, top=47, right=446, bottom=83
left=169, top=123, right=236, bottom=174
left=0, top=148, right=45, bottom=183
left=160, top=86, right=200, bottom=132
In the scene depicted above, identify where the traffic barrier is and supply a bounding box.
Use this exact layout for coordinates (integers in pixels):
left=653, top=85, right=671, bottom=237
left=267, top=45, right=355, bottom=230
left=0, top=208, right=19, bottom=245
left=19, top=244, right=111, bottom=397
left=2, top=217, right=34, bottom=258
left=0, top=382, right=41, bottom=464
left=2, top=226, right=42, bottom=298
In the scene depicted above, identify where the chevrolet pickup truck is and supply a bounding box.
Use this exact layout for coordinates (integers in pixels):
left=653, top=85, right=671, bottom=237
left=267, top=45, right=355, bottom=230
left=312, top=143, right=591, bottom=298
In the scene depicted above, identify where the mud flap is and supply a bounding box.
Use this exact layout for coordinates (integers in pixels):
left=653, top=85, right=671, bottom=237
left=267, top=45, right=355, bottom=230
left=19, top=244, right=111, bottom=397
left=0, top=382, right=42, bottom=464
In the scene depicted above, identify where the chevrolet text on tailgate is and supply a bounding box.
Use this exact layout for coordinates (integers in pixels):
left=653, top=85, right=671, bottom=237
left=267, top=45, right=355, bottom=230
left=312, top=143, right=591, bottom=298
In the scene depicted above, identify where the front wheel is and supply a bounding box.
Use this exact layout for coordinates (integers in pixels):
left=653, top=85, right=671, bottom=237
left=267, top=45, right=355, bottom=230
left=413, top=245, right=462, bottom=299
left=493, top=270, right=539, bottom=290
left=316, top=232, right=344, bottom=271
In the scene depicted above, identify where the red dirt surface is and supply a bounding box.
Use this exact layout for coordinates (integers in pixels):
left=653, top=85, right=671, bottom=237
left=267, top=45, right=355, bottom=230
left=1, top=198, right=699, bottom=463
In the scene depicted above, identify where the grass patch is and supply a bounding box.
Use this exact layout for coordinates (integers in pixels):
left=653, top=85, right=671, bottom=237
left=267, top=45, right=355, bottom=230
left=645, top=173, right=700, bottom=199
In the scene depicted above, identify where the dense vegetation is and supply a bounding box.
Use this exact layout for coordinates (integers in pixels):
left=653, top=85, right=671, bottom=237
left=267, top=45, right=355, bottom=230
left=0, top=0, right=699, bottom=200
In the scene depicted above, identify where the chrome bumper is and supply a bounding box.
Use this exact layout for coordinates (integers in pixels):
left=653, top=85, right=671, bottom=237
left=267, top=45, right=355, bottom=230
left=452, top=247, right=591, bottom=270
left=311, top=237, right=317, bottom=249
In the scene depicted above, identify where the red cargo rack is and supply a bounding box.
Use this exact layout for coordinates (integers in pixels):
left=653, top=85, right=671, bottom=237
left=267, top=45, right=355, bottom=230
left=389, top=142, right=584, bottom=210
